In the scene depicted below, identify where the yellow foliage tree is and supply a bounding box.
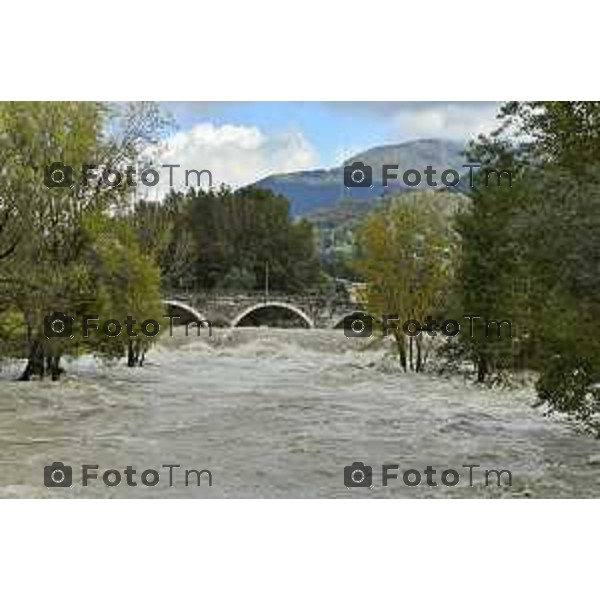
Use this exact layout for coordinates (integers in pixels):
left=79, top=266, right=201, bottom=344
left=355, top=194, right=458, bottom=371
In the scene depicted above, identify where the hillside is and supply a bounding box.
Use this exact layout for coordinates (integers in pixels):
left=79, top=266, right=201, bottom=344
left=309, top=188, right=471, bottom=280
left=251, top=138, right=469, bottom=215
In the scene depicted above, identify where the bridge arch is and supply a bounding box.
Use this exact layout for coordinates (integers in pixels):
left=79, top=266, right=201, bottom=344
left=231, top=302, right=314, bottom=329
left=162, top=299, right=210, bottom=326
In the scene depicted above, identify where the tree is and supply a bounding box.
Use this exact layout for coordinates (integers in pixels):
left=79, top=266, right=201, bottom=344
left=84, top=214, right=164, bottom=367
left=499, top=101, right=600, bottom=174
left=155, top=185, right=321, bottom=294
left=355, top=192, right=457, bottom=372
left=456, top=101, right=600, bottom=434
left=0, top=101, right=169, bottom=380
left=453, top=136, right=529, bottom=382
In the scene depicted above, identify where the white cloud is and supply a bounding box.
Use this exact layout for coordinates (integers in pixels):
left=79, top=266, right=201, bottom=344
left=142, top=122, right=318, bottom=198
left=391, top=103, right=500, bottom=140
left=321, top=101, right=501, bottom=141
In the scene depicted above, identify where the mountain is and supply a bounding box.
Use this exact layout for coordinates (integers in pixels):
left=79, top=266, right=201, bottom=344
left=250, top=138, right=469, bottom=215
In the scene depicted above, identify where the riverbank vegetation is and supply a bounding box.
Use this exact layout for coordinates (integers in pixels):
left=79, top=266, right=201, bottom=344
left=3, top=100, right=600, bottom=438
left=0, top=102, right=322, bottom=381
left=354, top=102, right=600, bottom=436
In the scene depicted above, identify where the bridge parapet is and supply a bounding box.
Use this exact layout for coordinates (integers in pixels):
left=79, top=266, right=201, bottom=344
left=163, top=289, right=364, bottom=328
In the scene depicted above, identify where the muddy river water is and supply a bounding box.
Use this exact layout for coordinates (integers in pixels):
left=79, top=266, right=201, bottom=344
left=3, top=328, right=600, bottom=497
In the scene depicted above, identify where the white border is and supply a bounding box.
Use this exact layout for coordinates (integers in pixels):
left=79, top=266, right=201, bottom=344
left=3, top=501, right=597, bottom=598
left=2, top=1, right=599, bottom=595
left=0, top=0, right=596, bottom=99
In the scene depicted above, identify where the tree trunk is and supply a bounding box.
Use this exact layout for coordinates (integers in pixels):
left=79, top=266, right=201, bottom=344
left=416, top=340, right=422, bottom=373
left=46, top=355, right=64, bottom=381
left=19, top=339, right=46, bottom=381
left=128, top=340, right=147, bottom=367
left=394, top=332, right=407, bottom=373
left=127, top=340, right=137, bottom=367
left=476, top=354, right=488, bottom=383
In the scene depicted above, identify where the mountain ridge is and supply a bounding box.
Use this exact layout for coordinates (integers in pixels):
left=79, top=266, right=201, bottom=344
left=249, top=138, right=469, bottom=215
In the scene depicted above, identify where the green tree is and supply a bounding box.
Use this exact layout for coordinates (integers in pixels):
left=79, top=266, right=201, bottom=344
left=453, top=137, right=529, bottom=382
left=84, top=214, right=164, bottom=367
left=0, top=101, right=169, bottom=380
left=457, top=101, right=600, bottom=434
left=157, top=185, right=321, bottom=293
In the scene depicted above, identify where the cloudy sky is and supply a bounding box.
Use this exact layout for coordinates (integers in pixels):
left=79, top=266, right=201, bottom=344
left=154, top=101, right=501, bottom=191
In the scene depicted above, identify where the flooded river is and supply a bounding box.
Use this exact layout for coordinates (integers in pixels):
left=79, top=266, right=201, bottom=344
left=3, top=328, right=600, bottom=497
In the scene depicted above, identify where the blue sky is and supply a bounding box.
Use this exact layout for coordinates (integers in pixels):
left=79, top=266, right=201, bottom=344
left=154, top=102, right=501, bottom=191
left=163, top=102, right=405, bottom=167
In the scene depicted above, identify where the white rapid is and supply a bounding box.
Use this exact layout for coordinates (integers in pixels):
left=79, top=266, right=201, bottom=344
left=3, top=328, right=600, bottom=497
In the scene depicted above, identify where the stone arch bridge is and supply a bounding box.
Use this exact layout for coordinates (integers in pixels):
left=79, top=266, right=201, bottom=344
left=162, top=292, right=363, bottom=329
